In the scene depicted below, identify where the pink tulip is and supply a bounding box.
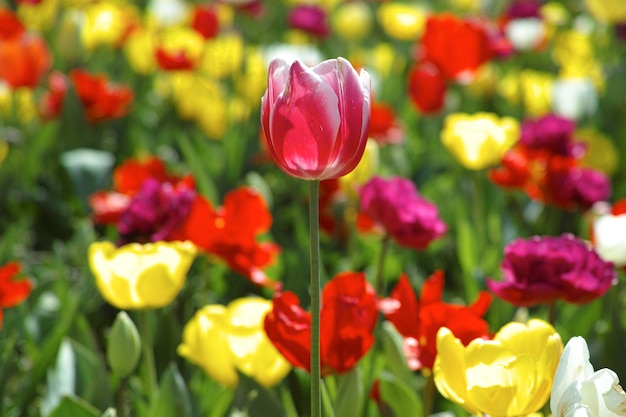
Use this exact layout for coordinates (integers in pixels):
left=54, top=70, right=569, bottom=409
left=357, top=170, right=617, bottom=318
left=261, top=57, right=371, bottom=180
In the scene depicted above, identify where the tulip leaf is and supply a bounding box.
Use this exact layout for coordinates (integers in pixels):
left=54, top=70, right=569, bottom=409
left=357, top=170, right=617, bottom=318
left=233, top=373, right=285, bottom=417
left=380, top=321, right=414, bottom=386
left=379, top=371, right=423, bottom=417
left=333, top=367, right=364, bottom=417
left=48, top=396, right=100, bottom=417
left=148, top=362, right=192, bottom=417
left=40, top=339, right=76, bottom=417
left=455, top=212, right=480, bottom=301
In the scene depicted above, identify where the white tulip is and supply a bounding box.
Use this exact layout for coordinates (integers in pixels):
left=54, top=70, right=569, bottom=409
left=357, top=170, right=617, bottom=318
left=505, top=18, right=546, bottom=51
left=551, top=337, right=626, bottom=417
left=592, top=207, right=626, bottom=268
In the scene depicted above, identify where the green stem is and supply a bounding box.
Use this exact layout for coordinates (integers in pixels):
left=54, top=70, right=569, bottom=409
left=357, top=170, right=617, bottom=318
left=117, top=377, right=128, bottom=417
left=375, top=234, right=391, bottom=294
left=139, top=310, right=158, bottom=403
left=422, top=373, right=436, bottom=417
left=309, top=180, right=322, bottom=417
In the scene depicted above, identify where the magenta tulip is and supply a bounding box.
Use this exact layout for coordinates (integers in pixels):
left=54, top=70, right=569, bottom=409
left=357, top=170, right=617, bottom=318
left=261, top=57, right=371, bottom=180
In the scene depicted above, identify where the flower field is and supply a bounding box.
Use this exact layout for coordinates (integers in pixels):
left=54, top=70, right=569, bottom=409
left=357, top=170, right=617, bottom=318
left=1, top=0, right=626, bottom=416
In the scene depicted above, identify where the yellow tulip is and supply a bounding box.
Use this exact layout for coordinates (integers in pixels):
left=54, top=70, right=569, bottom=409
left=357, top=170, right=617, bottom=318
left=441, top=112, right=520, bottom=170
left=576, top=128, right=619, bottom=176
left=377, top=3, right=427, bottom=41
left=584, top=0, right=626, bottom=24
left=17, top=0, right=60, bottom=31
left=332, top=2, right=373, bottom=41
left=434, top=319, right=563, bottom=417
left=200, top=32, right=244, bottom=79
left=88, top=241, right=197, bottom=310
left=178, top=297, right=291, bottom=388
left=519, top=70, right=554, bottom=116
left=80, top=2, right=140, bottom=50
left=0, top=87, right=37, bottom=124
left=124, top=27, right=158, bottom=75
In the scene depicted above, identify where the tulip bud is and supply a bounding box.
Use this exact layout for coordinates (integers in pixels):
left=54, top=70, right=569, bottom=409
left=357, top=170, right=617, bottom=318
left=107, top=311, right=141, bottom=379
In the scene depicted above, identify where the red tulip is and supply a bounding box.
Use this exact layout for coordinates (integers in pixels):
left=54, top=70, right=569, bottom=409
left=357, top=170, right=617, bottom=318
left=70, top=69, right=133, bottom=122
left=407, top=61, right=447, bottom=114
left=191, top=5, right=220, bottom=39
left=261, top=57, right=371, bottom=180
left=0, top=262, right=33, bottom=330
left=0, top=8, right=24, bottom=41
left=0, top=33, right=51, bottom=89
left=379, top=270, right=492, bottom=370
left=264, top=271, right=378, bottom=374
left=38, top=71, right=68, bottom=121
left=420, top=13, right=494, bottom=83
left=169, top=187, right=281, bottom=289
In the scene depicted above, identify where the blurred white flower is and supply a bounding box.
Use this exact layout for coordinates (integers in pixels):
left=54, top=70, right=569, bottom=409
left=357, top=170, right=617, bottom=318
left=261, top=43, right=325, bottom=67
left=552, top=77, right=597, bottom=120
left=551, top=336, right=626, bottom=417
left=592, top=203, right=626, bottom=267
left=148, top=0, right=189, bottom=27
left=505, top=18, right=546, bottom=51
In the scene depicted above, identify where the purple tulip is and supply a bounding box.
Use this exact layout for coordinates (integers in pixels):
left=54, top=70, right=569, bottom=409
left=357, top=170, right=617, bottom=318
left=118, top=178, right=196, bottom=244
left=359, top=176, right=447, bottom=250
left=487, top=234, right=616, bottom=306
left=261, top=57, right=371, bottom=180
left=520, top=114, right=579, bottom=156
left=288, top=5, right=331, bottom=38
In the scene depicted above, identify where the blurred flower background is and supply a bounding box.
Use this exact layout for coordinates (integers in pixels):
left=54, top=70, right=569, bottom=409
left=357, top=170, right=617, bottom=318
left=1, top=0, right=626, bottom=416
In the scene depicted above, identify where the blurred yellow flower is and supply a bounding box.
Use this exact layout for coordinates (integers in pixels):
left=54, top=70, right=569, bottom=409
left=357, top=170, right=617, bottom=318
left=377, top=3, right=427, bottom=41
left=339, top=139, right=379, bottom=198
left=88, top=241, right=197, bottom=310
left=178, top=297, right=291, bottom=388
left=0, top=86, right=37, bottom=124
left=332, top=2, right=373, bottom=41
left=234, top=48, right=267, bottom=107
left=449, top=0, right=481, bottom=13
left=584, top=0, right=626, bottom=24
left=124, top=27, right=158, bottom=75
left=441, top=112, right=520, bottom=170
left=0, top=141, right=8, bottom=166
left=200, top=32, right=244, bottom=78
left=164, top=72, right=228, bottom=140
left=81, top=2, right=140, bottom=50
left=519, top=70, right=554, bottom=116
left=552, top=29, right=604, bottom=89
left=576, top=128, right=619, bottom=176
left=434, top=319, right=563, bottom=417
left=467, top=63, right=498, bottom=97
left=157, top=26, right=205, bottom=68
left=17, top=0, right=60, bottom=31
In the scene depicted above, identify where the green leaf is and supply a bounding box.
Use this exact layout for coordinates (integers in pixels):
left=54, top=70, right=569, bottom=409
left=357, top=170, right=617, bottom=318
left=379, top=372, right=423, bottom=417
left=48, top=396, right=100, bottom=417
left=333, top=367, right=364, bottom=417
left=233, top=373, right=285, bottom=417
left=380, top=321, right=414, bottom=386
left=41, top=339, right=76, bottom=416
left=148, top=362, right=193, bottom=417
left=100, top=408, right=117, bottom=417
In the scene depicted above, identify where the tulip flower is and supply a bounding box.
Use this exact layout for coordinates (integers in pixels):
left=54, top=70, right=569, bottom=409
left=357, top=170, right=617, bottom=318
left=551, top=336, right=626, bottom=417
left=264, top=271, right=378, bottom=375
left=0, top=31, right=51, bottom=89
left=441, top=112, right=520, bottom=170
left=376, top=3, right=427, bottom=41
left=0, top=262, right=33, bottom=330
left=288, top=5, right=330, bottom=38
left=70, top=69, right=134, bottom=122
left=434, top=319, right=563, bottom=417
left=358, top=176, right=447, bottom=250
left=88, top=240, right=197, bottom=310
left=576, top=128, right=619, bottom=177
left=261, top=57, right=371, bottom=180
left=583, top=0, right=626, bottom=24
left=331, top=2, right=372, bottom=41
left=178, top=297, right=291, bottom=388
left=368, top=101, right=404, bottom=145
left=0, top=8, right=24, bottom=41
left=38, top=71, right=68, bottom=121
left=407, top=62, right=447, bottom=114
left=487, top=234, right=616, bottom=307
left=420, top=13, right=494, bottom=83
left=591, top=199, right=626, bottom=268
left=379, top=270, right=492, bottom=370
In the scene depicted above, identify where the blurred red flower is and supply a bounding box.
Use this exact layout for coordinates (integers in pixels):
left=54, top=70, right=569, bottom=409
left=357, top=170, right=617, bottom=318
left=419, top=13, right=494, bottom=82
left=39, top=71, right=68, bottom=121
left=155, top=48, right=196, bottom=71
left=264, top=271, right=378, bottom=374
left=70, top=69, right=133, bottom=122
left=407, top=61, right=447, bottom=114
left=0, top=33, right=51, bottom=89
left=191, top=5, right=220, bottom=39
left=169, top=186, right=281, bottom=289
left=0, top=262, right=33, bottom=330
left=369, top=101, right=404, bottom=145
left=379, top=270, right=492, bottom=370
left=0, top=8, right=24, bottom=41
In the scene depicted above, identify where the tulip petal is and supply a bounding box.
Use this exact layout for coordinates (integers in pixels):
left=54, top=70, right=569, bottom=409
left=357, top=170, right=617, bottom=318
left=269, top=60, right=341, bottom=178
left=433, top=327, right=470, bottom=407
left=604, top=381, right=626, bottom=415
left=551, top=336, right=595, bottom=415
